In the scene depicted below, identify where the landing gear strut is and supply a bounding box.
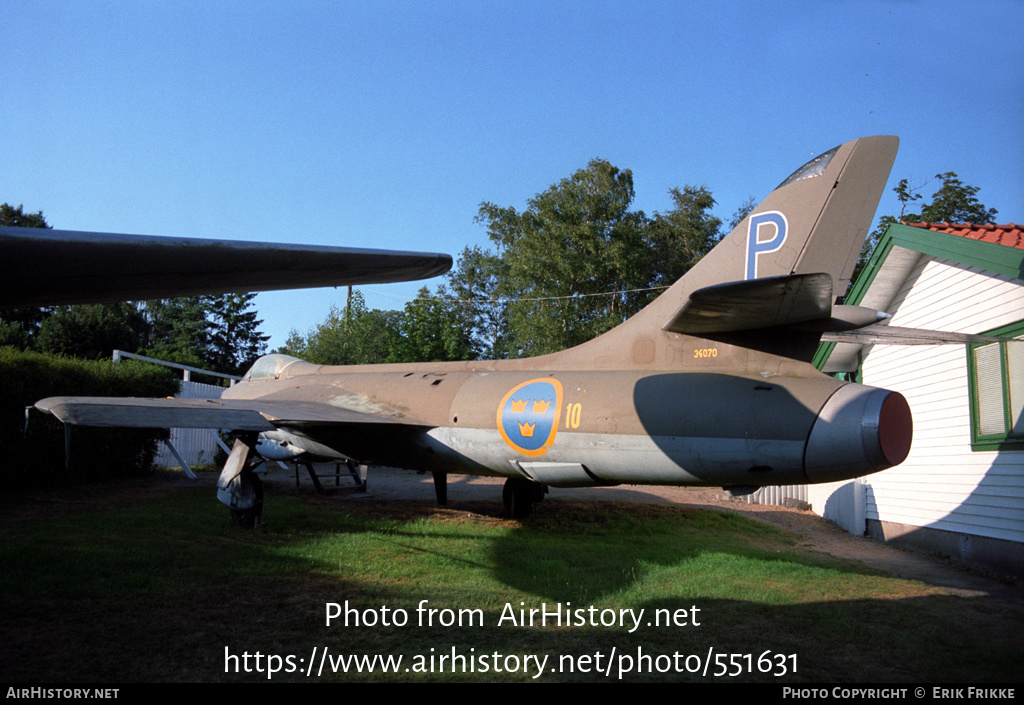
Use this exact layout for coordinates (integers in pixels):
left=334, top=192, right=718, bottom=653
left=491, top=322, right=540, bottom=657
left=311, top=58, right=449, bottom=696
left=502, top=478, right=545, bottom=519
left=217, top=434, right=265, bottom=529
left=432, top=471, right=448, bottom=506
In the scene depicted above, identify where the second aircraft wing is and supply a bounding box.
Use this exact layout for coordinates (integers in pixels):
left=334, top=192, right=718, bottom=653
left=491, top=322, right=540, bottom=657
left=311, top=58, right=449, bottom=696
left=0, top=226, right=452, bottom=307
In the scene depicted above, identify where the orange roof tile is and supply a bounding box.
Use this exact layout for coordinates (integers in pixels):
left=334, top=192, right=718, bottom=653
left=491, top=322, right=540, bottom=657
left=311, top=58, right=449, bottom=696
left=904, top=221, right=1024, bottom=250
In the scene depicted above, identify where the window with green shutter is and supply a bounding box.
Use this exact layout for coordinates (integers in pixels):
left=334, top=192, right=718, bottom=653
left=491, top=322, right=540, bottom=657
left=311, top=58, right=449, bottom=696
left=967, top=321, right=1024, bottom=451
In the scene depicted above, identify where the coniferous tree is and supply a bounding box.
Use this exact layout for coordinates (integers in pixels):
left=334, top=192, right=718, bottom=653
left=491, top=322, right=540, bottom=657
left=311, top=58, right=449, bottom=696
left=203, top=293, right=269, bottom=376
left=140, top=297, right=211, bottom=367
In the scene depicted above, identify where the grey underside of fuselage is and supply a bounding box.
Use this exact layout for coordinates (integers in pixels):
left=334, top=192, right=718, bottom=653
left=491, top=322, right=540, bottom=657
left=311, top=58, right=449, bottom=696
left=276, top=424, right=809, bottom=488
left=427, top=427, right=809, bottom=487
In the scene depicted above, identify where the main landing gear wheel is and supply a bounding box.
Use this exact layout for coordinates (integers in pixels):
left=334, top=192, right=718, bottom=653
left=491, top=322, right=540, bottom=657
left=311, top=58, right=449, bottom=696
left=230, top=474, right=264, bottom=529
left=502, top=478, right=545, bottom=519
left=218, top=434, right=265, bottom=529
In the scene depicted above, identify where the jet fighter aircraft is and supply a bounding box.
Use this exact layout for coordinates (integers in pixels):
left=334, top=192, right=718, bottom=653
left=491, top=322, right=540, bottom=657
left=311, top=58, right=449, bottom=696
left=38, top=136, right=920, bottom=525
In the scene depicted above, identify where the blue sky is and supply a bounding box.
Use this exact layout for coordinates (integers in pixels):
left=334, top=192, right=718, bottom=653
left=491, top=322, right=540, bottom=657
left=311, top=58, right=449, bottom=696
left=3, top=1, right=1022, bottom=351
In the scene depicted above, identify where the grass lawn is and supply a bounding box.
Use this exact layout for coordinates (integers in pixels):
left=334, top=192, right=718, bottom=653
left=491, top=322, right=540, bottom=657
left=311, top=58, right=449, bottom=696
left=2, top=474, right=1021, bottom=682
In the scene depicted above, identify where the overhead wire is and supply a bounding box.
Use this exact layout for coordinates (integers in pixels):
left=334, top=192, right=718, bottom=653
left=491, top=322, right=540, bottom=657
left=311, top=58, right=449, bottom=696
left=361, top=284, right=672, bottom=307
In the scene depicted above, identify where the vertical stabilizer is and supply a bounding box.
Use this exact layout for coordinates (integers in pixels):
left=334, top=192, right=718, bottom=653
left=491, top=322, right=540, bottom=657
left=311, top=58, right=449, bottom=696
left=551, top=136, right=898, bottom=369
left=668, top=135, right=898, bottom=303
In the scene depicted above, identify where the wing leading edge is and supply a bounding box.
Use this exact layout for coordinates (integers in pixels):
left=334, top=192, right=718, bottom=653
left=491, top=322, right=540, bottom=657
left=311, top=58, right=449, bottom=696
left=0, top=226, right=452, bottom=307
left=35, top=396, right=431, bottom=431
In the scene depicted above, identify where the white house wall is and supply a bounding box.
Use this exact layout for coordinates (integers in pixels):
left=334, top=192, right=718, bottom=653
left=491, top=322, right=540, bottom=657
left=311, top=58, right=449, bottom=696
left=857, top=256, right=1024, bottom=544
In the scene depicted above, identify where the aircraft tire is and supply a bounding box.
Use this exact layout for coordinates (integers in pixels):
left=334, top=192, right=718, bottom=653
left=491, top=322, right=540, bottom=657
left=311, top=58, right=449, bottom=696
left=502, top=478, right=543, bottom=519
left=230, top=474, right=264, bottom=529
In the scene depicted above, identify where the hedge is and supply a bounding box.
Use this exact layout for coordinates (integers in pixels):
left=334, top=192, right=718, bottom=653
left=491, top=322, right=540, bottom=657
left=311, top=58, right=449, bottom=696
left=0, top=347, right=181, bottom=489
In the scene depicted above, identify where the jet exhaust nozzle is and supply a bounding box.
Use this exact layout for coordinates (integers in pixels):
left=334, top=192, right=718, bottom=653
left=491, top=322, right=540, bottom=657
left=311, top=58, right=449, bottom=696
left=804, top=384, right=912, bottom=484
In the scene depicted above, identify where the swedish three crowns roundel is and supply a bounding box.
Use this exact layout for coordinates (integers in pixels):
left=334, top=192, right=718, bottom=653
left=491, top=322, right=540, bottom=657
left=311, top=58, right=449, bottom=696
left=497, top=378, right=563, bottom=457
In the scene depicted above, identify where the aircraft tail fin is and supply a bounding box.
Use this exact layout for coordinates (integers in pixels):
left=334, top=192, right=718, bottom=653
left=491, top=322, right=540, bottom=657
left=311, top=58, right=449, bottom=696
left=669, top=135, right=899, bottom=307
left=554, top=136, right=899, bottom=367
left=662, top=136, right=897, bottom=359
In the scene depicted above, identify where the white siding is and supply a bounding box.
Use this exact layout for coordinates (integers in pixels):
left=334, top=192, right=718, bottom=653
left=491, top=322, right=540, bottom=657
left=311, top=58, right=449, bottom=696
left=738, top=485, right=807, bottom=506
left=807, top=479, right=865, bottom=535
left=858, top=257, right=1024, bottom=543
left=153, top=380, right=228, bottom=468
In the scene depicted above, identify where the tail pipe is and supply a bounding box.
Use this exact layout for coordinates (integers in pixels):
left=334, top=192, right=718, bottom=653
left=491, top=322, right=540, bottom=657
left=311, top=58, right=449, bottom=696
left=804, top=383, right=913, bottom=484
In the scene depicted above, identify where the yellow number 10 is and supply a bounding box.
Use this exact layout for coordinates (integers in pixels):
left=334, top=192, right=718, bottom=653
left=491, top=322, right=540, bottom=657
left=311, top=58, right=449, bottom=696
left=565, top=403, right=582, bottom=429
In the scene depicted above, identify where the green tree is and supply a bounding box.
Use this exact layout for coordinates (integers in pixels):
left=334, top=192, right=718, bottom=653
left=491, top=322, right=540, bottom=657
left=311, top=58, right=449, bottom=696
left=276, top=329, right=310, bottom=359
left=0, top=204, right=52, bottom=345
left=137, top=294, right=270, bottom=374
left=285, top=292, right=405, bottom=366
left=35, top=303, right=147, bottom=359
left=644, top=185, right=723, bottom=291
left=0, top=203, right=49, bottom=228
left=348, top=307, right=405, bottom=364
left=727, top=195, right=758, bottom=231
left=853, top=172, right=1000, bottom=287
left=443, top=245, right=509, bottom=359
left=398, top=286, right=476, bottom=362
left=281, top=162, right=733, bottom=364
left=202, top=293, right=269, bottom=375
left=905, top=172, right=999, bottom=225
left=139, top=297, right=211, bottom=367
left=282, top=288, right=475, bottom=366
left=477, top=159, right=651, bottom=356
left=475, top=160, right=725, bottom=356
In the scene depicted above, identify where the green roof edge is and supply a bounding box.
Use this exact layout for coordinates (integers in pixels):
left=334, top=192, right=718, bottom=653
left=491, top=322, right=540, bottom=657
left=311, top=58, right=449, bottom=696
left=813, top=223, right=1024, bottom=370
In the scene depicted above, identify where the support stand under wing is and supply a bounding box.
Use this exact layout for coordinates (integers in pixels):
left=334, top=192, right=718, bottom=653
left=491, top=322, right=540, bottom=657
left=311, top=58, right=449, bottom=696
left=298, top=460, right=368, bottom=494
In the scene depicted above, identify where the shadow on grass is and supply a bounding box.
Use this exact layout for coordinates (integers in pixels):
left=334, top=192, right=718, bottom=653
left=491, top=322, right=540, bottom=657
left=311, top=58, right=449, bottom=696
left=489, top=501, right=859, bottom=602
left=1, top=481, right=1022, bottom=682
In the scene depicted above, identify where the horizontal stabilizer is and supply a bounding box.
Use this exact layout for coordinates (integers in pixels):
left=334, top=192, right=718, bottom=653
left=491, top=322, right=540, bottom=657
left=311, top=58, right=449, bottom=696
left=663, top=273, right=833, bottom=335
left=35, top=396, right=429, bottom=430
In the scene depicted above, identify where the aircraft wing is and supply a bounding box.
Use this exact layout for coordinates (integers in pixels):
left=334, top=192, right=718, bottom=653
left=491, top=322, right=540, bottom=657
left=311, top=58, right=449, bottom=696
left=819, top=324, right=1014, bottom=373
left=0, top=226, right=452, bottom=307
left=822, top=326, right=1007, bottom=346
left=35, top=396, right=431, bottom=431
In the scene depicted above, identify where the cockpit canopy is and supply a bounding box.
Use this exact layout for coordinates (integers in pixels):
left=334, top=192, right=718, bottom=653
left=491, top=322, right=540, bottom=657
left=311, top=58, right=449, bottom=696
left=243, top=354, right=303, bottom=381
